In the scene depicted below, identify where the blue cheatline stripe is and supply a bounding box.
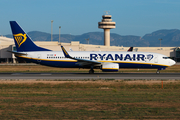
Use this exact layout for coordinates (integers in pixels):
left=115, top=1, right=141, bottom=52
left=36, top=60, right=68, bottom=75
left=16, top=55, right=168, bottom=69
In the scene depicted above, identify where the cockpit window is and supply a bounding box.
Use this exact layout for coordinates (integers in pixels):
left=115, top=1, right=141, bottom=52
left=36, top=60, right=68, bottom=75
left=163, top=57, right=169, bottom=59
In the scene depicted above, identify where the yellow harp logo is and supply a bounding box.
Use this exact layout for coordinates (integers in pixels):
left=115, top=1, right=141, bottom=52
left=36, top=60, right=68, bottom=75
left=13, top=33, right=27, bottom=47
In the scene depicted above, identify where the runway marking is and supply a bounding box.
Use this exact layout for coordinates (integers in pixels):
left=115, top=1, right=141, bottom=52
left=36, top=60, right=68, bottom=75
left=11, top=73, right=24, bottom=75
left=40, top=74, right=52, bottom=75
left=11, top=73, right=52, bottom=76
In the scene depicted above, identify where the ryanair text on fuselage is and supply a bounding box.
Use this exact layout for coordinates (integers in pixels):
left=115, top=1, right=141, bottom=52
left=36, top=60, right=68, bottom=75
left=90, top=53, right=153, bottom=61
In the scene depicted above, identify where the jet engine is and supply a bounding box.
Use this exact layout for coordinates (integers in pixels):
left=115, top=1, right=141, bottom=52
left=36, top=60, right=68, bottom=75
left=101, top=63, right=119, bottom=72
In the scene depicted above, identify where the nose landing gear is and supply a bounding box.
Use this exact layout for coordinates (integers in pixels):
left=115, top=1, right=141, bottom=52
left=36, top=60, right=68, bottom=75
left=156, top=70, right=160, bottom=74
left=156, top=67, right=166, bottom=74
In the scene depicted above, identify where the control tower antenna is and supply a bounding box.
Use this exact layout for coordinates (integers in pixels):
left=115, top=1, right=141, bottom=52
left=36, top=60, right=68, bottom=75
left=98, top=12, right=116, bottom=46
left=104, top=11, right=110, bottom=15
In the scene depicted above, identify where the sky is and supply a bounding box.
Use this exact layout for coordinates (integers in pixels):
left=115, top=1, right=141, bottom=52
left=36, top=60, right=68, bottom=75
left=1, top=0, right=180, bottom=37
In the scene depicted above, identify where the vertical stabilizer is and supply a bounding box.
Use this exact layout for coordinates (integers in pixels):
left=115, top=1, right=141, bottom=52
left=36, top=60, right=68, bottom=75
left=10, top=21, right=51, bottom=52
left=127, top=47, right=133, bottom=52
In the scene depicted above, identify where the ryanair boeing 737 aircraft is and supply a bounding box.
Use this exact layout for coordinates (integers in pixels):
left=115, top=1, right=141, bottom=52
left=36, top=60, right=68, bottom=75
left=9, top=21, right=176, bottom=73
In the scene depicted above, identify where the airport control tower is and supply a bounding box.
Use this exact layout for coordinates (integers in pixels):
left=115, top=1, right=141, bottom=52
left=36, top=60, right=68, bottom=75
left=98, top=12, right=116, bottom=46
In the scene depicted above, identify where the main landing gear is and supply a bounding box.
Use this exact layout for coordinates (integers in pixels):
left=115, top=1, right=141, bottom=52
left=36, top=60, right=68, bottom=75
left=89, top=69, right=94, bottom=74
left=89, top=66, right=94, bottom=74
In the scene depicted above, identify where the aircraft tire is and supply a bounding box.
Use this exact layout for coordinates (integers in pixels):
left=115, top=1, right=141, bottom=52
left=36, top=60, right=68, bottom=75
left=156, top=70, right=160, bottom=74
left=89, top=69, right=94, bottom=74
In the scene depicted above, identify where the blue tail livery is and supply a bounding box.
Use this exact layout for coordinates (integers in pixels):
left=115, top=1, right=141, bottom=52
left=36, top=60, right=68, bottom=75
left=10, top=21, right=51, bottom=52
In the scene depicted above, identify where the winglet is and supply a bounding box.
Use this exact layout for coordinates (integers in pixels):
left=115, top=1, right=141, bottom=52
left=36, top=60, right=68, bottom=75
left=61, top=45, right=101, bottom=65
left=61, top=46, right=71, bottom=58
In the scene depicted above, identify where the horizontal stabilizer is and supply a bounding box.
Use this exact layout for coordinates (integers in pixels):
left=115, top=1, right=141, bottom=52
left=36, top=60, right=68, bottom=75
left=7, top=50, right=27, bottom=55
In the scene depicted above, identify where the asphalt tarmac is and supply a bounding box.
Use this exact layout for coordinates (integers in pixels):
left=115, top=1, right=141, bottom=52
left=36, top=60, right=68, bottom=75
left=0, top=73, right=180, bottom=80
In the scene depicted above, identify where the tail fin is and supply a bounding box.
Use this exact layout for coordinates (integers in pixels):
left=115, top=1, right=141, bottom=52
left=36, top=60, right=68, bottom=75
left=10, top=21, right=51, bottom=52
left=127, top=47, right=133, bottom=52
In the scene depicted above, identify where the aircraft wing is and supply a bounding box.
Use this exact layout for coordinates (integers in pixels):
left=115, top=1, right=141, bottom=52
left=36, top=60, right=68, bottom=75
left=61, top=46, right=101, bottom=66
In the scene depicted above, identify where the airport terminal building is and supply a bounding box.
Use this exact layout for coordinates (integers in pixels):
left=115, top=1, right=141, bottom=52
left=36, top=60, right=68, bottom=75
left=0, top=36, right=180, bottom=64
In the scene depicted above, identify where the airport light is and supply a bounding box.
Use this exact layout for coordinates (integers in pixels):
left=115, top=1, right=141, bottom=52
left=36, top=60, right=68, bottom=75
left=59, top=26, right=61, bottom=43
left=51, top=20, right=53, bottom=41
left=159, top=38, right=162, bottom=47
left=85, top=38, right=89, bottom=44
left=70, top=33, right=71, bottom=40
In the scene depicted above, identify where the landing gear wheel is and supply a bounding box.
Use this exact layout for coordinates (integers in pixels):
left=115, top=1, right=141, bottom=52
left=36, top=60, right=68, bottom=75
left=156, top=70, right=160, bottom=74
left=89, top=69, right=94, bottom=74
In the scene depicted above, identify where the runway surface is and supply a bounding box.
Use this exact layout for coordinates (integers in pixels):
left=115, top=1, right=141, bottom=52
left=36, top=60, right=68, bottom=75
left=0, top=73, right=180, bottom=80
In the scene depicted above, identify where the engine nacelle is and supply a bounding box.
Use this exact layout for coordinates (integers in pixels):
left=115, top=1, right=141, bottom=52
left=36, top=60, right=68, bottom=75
left=101, top=63, right=119, bottom=72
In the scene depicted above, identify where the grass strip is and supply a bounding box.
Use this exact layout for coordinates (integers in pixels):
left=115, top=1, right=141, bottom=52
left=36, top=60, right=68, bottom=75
left=0, top=81, right=179, bottom=119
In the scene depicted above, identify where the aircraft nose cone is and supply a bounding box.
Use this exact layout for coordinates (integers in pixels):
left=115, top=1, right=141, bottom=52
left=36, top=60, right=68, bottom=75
left=171, top=59, right=176, bottom=66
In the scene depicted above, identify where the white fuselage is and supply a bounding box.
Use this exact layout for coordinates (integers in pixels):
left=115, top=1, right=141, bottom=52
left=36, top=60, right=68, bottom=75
left=16, top=51, right=176, bottom=70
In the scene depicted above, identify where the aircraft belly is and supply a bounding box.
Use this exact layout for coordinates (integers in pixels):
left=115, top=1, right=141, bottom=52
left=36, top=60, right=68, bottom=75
left=41, top=61, right=78, bottom=68
left=118, top=62, right=166, bottom=69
